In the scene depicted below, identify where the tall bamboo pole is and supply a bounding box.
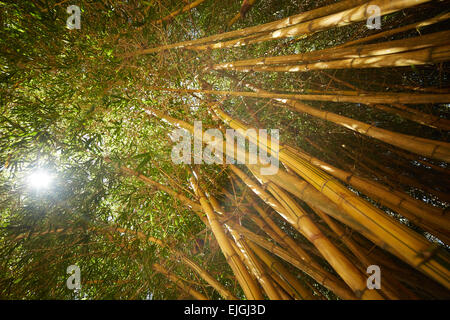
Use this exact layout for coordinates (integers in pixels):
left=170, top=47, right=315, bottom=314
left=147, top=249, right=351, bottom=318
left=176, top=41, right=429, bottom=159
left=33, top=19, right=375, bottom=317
left=190, top=176, right=265, bottom=299
left=153, top=263, right=208, bottom=300
left=210, top=31, right=450, bottom=70
left=188, top=0, right=433, bottom=50
left=336, top=11, right=450, bottom=48
left=229, top=221, right=357, bottom=300
left=227, top=227, right=282, bottom=299
left=152, top=86, right=450, bottom=106
left=242, top=82, right=450, bottom=162
left=131, top=0, right=369, bottom=55
left=153, top=0, right=207, bottom=25
left=244, top=164, right=387, bottom=248
left=222, top=45, right=450, bottom=72
left=209, top=103, right=450, bottom=289
left=312, top=208, right=407, bottom=299
left=206, top=192, right=281, bottom=299
left=284, top=146, right=450, bottom=241
left=152, top=85, right=450, bottom=162
left=248, top=241, right=315, bottom=300
left=227, top=0, right=258, bottom=28
left=248, top=168, right=383, bottom=299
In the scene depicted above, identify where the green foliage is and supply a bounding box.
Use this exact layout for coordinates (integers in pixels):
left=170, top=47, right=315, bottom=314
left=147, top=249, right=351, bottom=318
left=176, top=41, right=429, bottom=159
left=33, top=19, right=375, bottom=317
left=0, top=0, right=448, bottom=300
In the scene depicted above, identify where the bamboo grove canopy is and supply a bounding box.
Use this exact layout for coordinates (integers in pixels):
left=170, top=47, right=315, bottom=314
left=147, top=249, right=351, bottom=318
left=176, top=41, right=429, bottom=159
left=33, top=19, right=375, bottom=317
left=0, top=0, right=450, bottom=300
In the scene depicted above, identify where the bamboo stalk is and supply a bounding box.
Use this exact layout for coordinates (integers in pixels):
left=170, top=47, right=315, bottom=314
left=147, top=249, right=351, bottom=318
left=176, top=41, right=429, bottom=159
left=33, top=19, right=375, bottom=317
left=153, top=263, right=208, bottom=300
left=227, top=0, right=258, bottom=28
left=368, top=103, right=450, bottom=131
left=344, top=144, right=450, bottom=204
left=229, top=178, right=367, bottom=291
left=244, top=209, right=292, bottom=251
left=245, top=164, right=387, bottom=247
left=225, top=44, right=450, bottom=72
left=131, top=0, right=368, bottom=54
left=285, top=146, right=450, bottom=238
left=243, top=194, right=314, bottom=262
left=189, top=0, right=432, bottom=50
left=336, top=11, right=450, bottom=48
left=211, top=31, right=450, bottom=70
left=154, top=86, right=450, bottom=105
left=249, top=169, right=383, bottom=299
left=227, top=227, right=282, bottom=299
left=206, top=192, right=281, bottom=299
left=312, top=208, right=406, bottom=299
left=239, top=82, right=450, bottom=162
left=232, top=168, right=387, bottom=268
left=248, top=241, right=315, bottom=300
left=153, top=0, right=207, bottom=25
left=210, top=103, right=450, bottom=289
left=229, top=221, right=357, bottom=300
left=230, top=165, right=295, bottom=223
left=268, top=272, right=294, bottom=300
left=190, top=176, right=265, bottom=299
left=151, top=86, right=450, bottom=162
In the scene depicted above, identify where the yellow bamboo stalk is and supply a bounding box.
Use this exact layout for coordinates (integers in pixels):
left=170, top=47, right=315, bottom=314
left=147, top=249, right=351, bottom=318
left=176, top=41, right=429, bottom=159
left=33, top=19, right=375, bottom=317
left=228, top=177, right=368, bottom=297
left=248, top=241, right=315, bottom=300
left=312, top=208, right=415, bottom=300
left=250, top=169, right=383, bottom=299
left=190, top=176, right=265, bottom=299
left=227, top=0, right=258, bottom=28
left=132, top=0, right=368, bottom=54
left=190, top=0, right=432, bottom=50
left=153, top=263, right=208, bottom=300
left=233, top=168, right=374, bottom=272
left=243, top=196, right=311, bottom=261
left=206, top=192, right=281, bottom=299
left=230, top=165, right=295, bottom=222
left=370, top=103, right=450, bottom=131
left=153, top=86, right=450, bottom=105
left=229, top=221, right=357, bottom=300
left=146, top=92, right=450, bottom=163
left=153, top=0, right=206, bottom=25
left=268, top=273, right=294, bottom=300
left=336, top=11, right=450, bottom=48
left=285, top=146, right=450, bottom=236
left=227, top=227, right=282, bottom=299
left=226, top=44, right=450, bottom=72
left=244, top=209, right=291, bottom=250
left=211, top=31, right=450, bottom=70
left=315, top=72, right=450, bottom=130
left=210, top=104, right=450, bottom=289
left=245, top=164, right=386, bottom=247
left=240, top=82, right=450, bottom=162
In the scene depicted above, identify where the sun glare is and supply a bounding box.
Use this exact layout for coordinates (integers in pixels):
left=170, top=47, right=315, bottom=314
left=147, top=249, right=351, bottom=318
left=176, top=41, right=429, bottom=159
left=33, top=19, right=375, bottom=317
left=27, top=170, right=53, bottom=190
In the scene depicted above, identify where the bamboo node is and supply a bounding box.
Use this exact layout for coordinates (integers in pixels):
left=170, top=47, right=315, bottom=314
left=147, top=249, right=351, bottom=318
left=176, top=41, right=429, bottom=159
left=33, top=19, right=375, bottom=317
left=354, top=287, right=368, bottom=299
left=429, top=144, right=439, bottom=159
left=308, top=232, right=324, bottom=243
left=415, top=244, right=441, bottom=267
